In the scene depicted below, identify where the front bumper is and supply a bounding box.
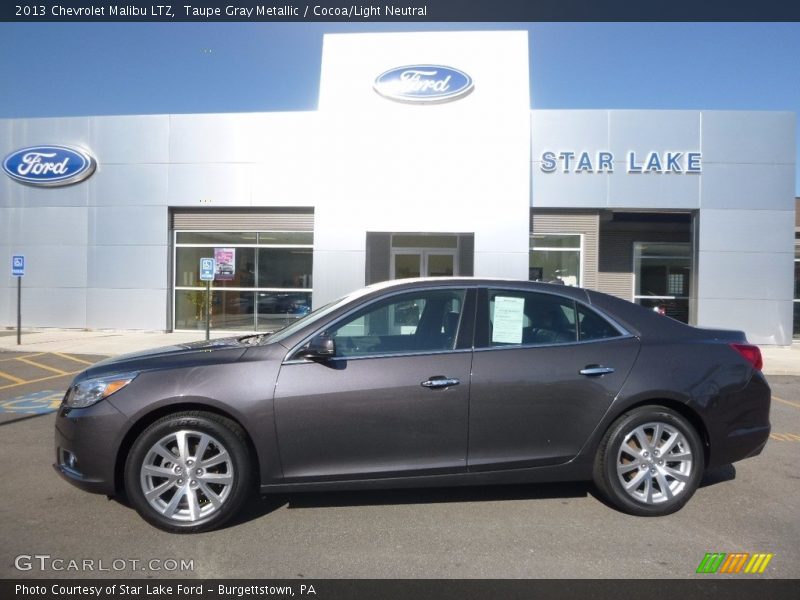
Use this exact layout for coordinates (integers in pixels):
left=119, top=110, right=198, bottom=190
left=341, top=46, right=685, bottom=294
left=53, top=398, right=127, bottom=495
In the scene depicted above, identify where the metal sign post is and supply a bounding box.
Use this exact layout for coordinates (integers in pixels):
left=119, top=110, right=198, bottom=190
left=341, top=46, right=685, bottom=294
left=199, top=258, right=215, bottom=341
left=11, top=255, right=25, bottom=345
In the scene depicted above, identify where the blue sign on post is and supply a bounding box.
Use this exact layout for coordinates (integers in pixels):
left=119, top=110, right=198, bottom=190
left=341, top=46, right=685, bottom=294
left=12, top=255, right=25, bottom=277
left=200, top=258, right=215, bottom=281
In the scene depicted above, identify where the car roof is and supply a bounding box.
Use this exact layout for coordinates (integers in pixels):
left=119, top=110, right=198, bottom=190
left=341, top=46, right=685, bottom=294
left=362, top=276, right=589, bottom=298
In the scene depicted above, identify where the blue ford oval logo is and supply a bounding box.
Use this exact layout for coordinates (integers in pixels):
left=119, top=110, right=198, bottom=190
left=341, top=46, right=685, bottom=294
left=3, top=145, right=96, bottom=187
left=374, top=65, right=474, bottom=104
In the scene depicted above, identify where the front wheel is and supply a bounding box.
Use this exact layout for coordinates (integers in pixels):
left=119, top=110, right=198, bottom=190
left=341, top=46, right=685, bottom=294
left=124, top=411, right=253, bottom=533
left=593, top=406, right=704, bottom=516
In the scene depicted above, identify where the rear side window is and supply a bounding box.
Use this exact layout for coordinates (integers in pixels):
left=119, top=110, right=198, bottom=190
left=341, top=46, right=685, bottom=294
left=487, top=289, right=577, bottom=347
left=577, top=303, right=622, bottom=341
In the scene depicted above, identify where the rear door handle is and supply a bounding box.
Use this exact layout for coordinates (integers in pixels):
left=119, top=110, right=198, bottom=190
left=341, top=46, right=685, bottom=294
left=579, top=365, right=615, bottom=377
left=421, top=376, right=460, bottom=389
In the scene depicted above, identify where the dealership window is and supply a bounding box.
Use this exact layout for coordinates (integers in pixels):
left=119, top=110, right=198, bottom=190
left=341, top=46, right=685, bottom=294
left=173, top=231, right=313, bottom=332
left=529, top=234, right=583, bottom=286
left=633, top=242, right=691, bottom=324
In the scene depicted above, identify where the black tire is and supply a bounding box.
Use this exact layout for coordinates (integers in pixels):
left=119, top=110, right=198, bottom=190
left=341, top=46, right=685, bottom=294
left=124, top=411, right=253, bottom=533
left=593, top=406, right=704, bottom=516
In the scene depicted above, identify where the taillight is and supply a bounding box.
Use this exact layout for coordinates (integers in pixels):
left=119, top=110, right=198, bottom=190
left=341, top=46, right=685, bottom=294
left=730, top=343, right=763, bottom=371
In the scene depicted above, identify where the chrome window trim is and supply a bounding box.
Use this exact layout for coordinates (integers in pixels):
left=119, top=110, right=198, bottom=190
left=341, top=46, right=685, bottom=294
left=283, top=347, right=474, bottom=365
left=472, top=333, right=638, bottom=354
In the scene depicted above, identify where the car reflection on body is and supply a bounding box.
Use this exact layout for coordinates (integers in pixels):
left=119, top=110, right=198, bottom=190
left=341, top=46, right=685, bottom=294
left=55, top=278, right=770, bottom=532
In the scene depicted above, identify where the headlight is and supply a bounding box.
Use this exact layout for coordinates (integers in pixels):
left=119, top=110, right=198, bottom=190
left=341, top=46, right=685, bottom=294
left=64, top=372, right=139, bottom=408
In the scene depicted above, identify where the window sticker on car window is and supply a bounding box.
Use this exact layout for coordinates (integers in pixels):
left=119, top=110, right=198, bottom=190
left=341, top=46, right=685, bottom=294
left=492, top=296, right=525, bottom=344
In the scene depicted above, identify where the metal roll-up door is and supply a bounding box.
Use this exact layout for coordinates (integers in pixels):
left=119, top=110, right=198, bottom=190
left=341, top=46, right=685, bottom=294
left=171, top=208, right=314, bottom=232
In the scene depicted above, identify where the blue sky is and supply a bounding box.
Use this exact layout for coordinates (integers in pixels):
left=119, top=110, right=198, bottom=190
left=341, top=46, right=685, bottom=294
left=0, top=22, right=798, bottom=193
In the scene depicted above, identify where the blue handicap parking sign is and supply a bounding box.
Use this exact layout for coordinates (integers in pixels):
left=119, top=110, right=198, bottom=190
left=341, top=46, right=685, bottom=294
left=200, top=257, right=215, bottom=281
left=12, top=255, right=25, bottom=277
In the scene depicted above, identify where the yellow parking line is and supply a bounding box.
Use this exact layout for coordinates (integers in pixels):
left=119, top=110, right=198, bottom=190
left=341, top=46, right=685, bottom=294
left=0, top=370, right=81, bottom=391
left=0, top=352, right=46, bottom=362
left=15, top=357, right=68, bottom=375
left=770, top=433, right=800, bottom=442
left=52, top=352, right=97, bottom=366
left=0, top=370, right=27, bottom=385
left=773, top=395, right=800, bottom=409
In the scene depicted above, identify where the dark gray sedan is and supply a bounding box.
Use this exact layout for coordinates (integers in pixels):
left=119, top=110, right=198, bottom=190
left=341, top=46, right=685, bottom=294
left=54, top=278, right=771, bottom=532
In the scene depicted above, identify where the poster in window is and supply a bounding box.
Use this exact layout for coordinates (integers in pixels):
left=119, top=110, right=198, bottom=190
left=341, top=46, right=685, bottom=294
left=214, top=248, right=235, bottom=281
left=492, top=296, right=525, bottom=344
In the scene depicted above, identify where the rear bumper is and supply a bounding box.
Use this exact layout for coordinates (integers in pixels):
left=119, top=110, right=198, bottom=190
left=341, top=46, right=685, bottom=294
left=705, top=371, right=771, bottom=469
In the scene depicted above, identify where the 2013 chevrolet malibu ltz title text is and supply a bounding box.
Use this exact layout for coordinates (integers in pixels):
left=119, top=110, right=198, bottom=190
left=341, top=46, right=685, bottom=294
left=54, top=278, right=771, bottom=532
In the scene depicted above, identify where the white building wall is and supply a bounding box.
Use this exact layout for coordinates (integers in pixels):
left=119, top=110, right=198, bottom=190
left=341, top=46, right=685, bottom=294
left=313, top=30, right=532, bottom=304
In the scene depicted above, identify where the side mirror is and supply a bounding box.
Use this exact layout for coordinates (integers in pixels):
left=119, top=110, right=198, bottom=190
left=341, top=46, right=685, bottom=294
left=297, top=333, right=336, bottom=360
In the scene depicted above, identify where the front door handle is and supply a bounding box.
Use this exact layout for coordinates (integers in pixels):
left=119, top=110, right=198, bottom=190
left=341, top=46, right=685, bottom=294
left=580, top=365, right=615, bottom=377
left=421, top=376, right=460, bottom=389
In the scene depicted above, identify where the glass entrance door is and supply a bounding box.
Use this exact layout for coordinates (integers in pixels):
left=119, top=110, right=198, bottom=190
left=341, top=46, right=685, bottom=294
left=633, top=242, right=692, bottom=323
left=392, top=250, right=456, bottom=280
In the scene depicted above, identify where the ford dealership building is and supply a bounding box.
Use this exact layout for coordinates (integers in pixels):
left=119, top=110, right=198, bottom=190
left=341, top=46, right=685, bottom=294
left=1, top=31, right=797, bottom=344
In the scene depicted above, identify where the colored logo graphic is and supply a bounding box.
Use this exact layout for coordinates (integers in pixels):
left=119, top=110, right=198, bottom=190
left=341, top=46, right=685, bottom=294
left=0, top=390, right=64, bottom=415
left=374, top=65, right=474, bottom=104
left=696, top=552, right=774, bottom=574
left=3, top=145, right=96, bottom=187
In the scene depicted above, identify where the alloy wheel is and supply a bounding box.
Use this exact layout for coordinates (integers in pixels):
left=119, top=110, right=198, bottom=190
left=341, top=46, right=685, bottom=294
left=615, top=421, right=693, bottom=505
left=139, top=429, right=234, bottom=522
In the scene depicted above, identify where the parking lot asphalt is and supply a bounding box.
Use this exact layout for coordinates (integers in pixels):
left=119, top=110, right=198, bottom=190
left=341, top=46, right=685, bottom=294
left=0, top=349, right=798, bottom=579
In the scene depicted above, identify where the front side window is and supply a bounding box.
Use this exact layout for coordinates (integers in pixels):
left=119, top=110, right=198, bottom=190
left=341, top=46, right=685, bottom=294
left=326, top=289, right=466, bottom=358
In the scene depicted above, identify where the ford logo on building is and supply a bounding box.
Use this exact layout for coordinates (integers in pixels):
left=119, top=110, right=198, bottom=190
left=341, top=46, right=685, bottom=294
left=3, top=145, right=97, bottom=187
left=374, top=65, right=474, bottom=104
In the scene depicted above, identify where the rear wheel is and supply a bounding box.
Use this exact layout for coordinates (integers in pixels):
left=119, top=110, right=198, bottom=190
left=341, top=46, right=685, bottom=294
left=124, top=411, right=252, bottom=533
left=593, top=406, right=704, bottom=516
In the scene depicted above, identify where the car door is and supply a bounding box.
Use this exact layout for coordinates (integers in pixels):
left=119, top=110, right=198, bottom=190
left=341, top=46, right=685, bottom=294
left=468, top=287, right=640, bottom=470
left=274, top=286, right=475, bottom=481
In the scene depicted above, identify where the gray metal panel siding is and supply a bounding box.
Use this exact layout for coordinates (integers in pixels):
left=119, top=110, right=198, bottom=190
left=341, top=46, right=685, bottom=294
left=365, top=232, right=391, bottom=285
left=530, top=211, right=599, bottom=290
left=171, top=209, right=314, bottom=231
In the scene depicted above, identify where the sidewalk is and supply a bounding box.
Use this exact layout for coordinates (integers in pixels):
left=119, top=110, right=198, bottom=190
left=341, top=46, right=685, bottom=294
left=0, top=328, right=231, bottom=356
left=1, top=328, right=798, bottom=375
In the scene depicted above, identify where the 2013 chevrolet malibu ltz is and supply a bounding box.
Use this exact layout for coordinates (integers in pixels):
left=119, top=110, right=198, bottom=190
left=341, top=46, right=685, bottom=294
left=55, top=278, right=771, bottom=532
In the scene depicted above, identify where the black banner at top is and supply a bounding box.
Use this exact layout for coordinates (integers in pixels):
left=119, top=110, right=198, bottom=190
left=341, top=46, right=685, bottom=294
left=3, top=0, right=800, bottom=22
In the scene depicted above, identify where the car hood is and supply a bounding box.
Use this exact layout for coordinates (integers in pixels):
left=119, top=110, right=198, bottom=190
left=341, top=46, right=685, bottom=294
left=79, top=336, right=254, bottom=381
